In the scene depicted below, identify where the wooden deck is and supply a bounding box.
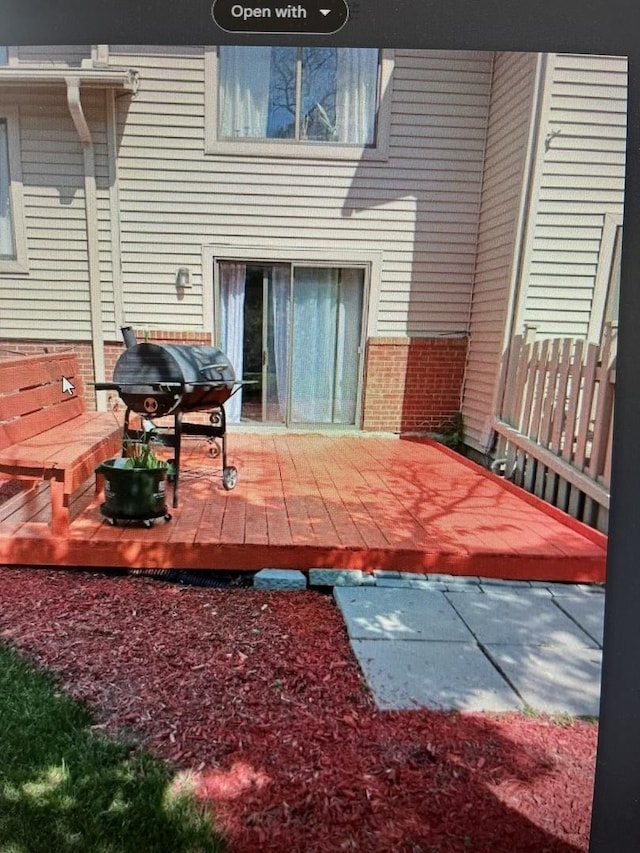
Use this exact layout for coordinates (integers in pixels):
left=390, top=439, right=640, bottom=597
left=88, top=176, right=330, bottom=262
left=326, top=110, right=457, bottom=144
left=0, top=433, right=607, bottom=582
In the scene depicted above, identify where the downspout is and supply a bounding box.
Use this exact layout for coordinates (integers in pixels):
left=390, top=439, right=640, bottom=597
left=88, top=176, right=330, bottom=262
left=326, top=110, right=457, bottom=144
left=106, top=88, right=125, bottom=331
left=66, top=77, right=107, bottom=411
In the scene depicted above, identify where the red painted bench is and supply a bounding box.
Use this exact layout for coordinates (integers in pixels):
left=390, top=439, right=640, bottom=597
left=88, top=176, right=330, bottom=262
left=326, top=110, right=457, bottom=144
left=0, top=352, right=122, bottom=535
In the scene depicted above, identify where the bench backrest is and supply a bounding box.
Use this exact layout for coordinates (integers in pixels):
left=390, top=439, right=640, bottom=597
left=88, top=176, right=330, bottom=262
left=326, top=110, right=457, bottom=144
left=0, top=352, right=87, bottom=450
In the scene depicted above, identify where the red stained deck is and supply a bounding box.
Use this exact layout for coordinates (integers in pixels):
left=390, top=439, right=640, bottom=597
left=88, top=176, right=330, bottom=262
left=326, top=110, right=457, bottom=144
left=0, top=433, right=607, bottom=582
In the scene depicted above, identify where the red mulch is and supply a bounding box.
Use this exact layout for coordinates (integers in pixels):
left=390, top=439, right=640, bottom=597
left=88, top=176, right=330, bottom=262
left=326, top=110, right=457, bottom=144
left=0, top=567, right=597, bottom=853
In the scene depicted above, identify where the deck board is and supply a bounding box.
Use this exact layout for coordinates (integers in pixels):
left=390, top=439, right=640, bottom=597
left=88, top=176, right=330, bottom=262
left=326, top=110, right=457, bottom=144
left=0, top=433, right=607, bottom=581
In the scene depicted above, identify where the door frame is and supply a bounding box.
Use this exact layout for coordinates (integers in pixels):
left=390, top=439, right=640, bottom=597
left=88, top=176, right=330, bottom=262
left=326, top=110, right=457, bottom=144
left=203, top=244, right=382, bottom=428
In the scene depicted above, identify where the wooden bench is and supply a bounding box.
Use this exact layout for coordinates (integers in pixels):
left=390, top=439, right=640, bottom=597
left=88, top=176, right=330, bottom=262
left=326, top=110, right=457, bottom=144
left=0, top=352, right=122, bottom=535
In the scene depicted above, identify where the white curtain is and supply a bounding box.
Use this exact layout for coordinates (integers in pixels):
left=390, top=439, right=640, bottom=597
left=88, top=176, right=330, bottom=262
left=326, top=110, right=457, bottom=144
left=290, top=267, right=364, bottom=424
left=291, top=268, right=338, bottom=423
left=335, top=48, right=378, bottom=145
left=220, top=262, right=246, bottom=423
left=334, top=269, right=364, bottom=424
left=218, top=47, right=272, bottom=138
left=0, top=122, right=14, bottom=258
left=270, top=265, right=290, bottom=421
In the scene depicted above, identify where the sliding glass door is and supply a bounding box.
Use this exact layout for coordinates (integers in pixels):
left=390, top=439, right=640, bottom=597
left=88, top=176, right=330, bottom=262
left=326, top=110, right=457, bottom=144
left=290, top=267, right=363, bottom=424
left=219, top=262, right=365, bottom=426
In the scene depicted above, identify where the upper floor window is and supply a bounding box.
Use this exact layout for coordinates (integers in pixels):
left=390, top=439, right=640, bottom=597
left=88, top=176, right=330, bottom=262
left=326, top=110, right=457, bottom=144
left=205, top=46, right=393, bottom=160
left=0, top=120, right=16, bottom=259
left=0, top=110, right=28, bottom=272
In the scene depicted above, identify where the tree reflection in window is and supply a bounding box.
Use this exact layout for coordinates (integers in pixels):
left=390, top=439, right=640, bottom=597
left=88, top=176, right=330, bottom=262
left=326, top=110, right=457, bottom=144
left=219, top=46, right=379, bottom=146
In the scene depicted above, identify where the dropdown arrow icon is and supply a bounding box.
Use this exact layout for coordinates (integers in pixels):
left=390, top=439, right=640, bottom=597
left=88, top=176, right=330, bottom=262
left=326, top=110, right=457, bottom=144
left=211, top=0, right=348, bottom=33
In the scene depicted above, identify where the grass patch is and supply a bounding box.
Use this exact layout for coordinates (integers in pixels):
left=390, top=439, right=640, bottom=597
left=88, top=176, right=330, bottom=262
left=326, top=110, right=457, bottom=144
left=0, top=642, right=225, bottom=852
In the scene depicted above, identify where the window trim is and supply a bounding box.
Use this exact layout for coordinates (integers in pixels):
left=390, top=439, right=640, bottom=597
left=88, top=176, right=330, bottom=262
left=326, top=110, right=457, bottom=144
left=588, top=212, right=622, bottom=343
left=0, top=105, right=28, bottom=274
left=204, top=47, right=394, bottom=162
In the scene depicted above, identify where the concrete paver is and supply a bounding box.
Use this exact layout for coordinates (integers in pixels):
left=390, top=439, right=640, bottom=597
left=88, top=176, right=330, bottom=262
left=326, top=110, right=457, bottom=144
left=484, top=644, right=602, bottom=716
left=445, top=589, right=600, bottom=649
left=351, top=639, right=523, bottom=712
left=334, top=582, right=605, bottom=716
left=334, top=587, right=472, bottom=642
left=550, top=591, right=605, bottom=647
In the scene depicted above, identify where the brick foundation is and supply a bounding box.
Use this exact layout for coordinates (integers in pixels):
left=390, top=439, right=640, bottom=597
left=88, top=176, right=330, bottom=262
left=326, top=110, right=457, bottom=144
left=361, top=336, right=467, bottom=434
left=2, top=333, right=468, bottom=434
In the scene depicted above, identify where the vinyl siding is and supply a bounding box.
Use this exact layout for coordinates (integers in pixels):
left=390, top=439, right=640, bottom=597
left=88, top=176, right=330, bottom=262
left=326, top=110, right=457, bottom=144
left=462, top=52, right=539, bottom=452
left=16, top=46, right=92, bottom=66
left=1, top=47, right=493, bottom=342
left=519, top=53, right=628, bottom=338
left=108, top=46, right=493, bottom=336
left=0, top=83, right=116, bottom=340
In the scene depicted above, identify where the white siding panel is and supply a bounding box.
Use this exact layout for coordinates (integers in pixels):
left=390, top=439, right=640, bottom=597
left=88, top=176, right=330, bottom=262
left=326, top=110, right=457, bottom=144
left=0, top=86, right=118, bottom=341
left=16, top=45, right=92, bottom=66
left=0, top=91, right=91, bottom=339
left=521, top=53, right=628, bottom=338
left=462, top=52, right=539, bottom=451
left=106, top=46, right=492, bottom=336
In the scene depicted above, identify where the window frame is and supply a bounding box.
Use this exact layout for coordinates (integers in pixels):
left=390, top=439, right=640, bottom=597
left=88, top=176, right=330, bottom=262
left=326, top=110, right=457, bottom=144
left=204, top=47, right=394, bottom=161
left=203, top=244, right=381, bottom=429
left=0, top=105, right=28, bottom=274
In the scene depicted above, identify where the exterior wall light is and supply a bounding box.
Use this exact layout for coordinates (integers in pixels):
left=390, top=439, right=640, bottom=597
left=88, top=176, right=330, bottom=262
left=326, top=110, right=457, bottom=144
left=176, top=267, right=191, bottom=288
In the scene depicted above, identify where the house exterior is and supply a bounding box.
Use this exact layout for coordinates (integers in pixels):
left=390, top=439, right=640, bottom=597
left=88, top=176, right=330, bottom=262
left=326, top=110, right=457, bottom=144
left=0, top=46, right=627, bottom=454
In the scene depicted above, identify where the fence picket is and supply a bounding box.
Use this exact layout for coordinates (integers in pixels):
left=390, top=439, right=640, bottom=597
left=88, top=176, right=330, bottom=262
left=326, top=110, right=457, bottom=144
left=494, top=326, right=614, bottom=532
left=574, top=344, right=599, bottom=471
left=589, top=332, right=615, bottom=480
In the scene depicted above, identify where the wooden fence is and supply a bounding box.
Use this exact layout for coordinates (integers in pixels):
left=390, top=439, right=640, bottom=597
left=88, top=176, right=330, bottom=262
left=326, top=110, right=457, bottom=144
left=493, top=324, right=616, bottom=532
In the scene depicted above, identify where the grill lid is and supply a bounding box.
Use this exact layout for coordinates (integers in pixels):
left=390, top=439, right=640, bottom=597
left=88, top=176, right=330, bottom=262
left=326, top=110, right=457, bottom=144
left=112, top=343, right=236, bottom=416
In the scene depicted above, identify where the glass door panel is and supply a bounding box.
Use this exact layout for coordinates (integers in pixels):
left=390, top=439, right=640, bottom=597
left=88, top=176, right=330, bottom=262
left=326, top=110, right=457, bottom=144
left=220, top=261, right=364, bottom=426
left=241, top=266, right=264, bottom=422
left=291, top=267, right=338, bottom=423
left=290, top=266, right=364, bottom=425
left=219, top=261, right=246, bottom=424
left=265, top=265, right=290, bottom=423
left=334, top=268, right=364, bottom=424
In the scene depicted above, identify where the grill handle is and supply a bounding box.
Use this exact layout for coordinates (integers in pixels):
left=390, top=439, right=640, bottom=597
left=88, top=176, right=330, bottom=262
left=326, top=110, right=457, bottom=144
left=93, top=381, right=184, bottom=391
left=199, top=363, right=230, bottom=373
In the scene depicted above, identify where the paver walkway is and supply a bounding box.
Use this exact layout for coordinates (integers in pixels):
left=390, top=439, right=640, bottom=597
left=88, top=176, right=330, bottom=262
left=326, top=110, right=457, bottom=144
left=334, top=579, right=605, bottom=716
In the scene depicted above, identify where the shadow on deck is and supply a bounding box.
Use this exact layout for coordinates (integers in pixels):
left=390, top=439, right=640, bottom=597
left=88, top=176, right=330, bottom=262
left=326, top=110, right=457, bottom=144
left=0, top=433, right=607, bottom=581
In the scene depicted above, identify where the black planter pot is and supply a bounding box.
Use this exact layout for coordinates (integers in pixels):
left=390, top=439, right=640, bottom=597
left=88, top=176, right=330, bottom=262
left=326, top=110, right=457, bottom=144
left=96, top=459, right=172, bottom=526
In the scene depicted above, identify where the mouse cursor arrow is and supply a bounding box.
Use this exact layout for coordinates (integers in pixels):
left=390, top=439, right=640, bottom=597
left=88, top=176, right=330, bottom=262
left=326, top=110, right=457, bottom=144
left=61, top=376, right=75, bottom=396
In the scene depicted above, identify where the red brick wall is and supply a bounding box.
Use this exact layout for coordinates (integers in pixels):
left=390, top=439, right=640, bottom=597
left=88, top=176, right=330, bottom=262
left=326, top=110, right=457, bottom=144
left=2, top=333, right=468, bottom=434
left=362, top=336, right=468, bottom=434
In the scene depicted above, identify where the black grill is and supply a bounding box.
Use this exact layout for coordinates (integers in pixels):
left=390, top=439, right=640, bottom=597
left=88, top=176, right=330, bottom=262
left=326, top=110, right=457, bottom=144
left=112, top=342, right=235, bottom=417
left=95, top=328, right=240, bottom=507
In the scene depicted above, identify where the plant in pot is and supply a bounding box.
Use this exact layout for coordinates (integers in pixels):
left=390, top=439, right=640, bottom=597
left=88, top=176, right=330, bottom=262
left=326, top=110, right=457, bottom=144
left=96, top=422, right=173, bottom=526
